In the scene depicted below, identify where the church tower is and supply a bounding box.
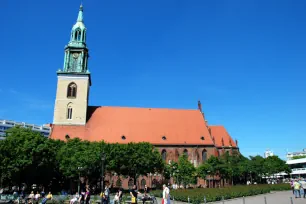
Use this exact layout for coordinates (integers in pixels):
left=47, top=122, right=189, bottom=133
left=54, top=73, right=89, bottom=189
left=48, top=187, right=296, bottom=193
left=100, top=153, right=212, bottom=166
left=53, top=5, right=91, bottom=125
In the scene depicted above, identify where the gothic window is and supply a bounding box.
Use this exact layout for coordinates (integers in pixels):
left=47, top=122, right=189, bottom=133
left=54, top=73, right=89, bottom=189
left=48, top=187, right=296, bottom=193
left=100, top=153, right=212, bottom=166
left=202, top=149, right=207, bottom=162
left=141, top=179, right=146, bottom=189
left=183, top=149, right=188, bottom=157
left=128, top=179, right=134, bottom=189
left=67, top=83, right=77, bottom=98
left=161, top=149, right=167, bottom=161
left=67, top=104, right=73, bottom=120
left=152, top=179, right=157, bottom=188
left=116, top=179, right=122, bottom=187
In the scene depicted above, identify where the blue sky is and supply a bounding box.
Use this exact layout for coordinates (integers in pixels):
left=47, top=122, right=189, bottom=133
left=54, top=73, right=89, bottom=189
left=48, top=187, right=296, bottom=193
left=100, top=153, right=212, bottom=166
left=1, top=0, right=305, bottom=159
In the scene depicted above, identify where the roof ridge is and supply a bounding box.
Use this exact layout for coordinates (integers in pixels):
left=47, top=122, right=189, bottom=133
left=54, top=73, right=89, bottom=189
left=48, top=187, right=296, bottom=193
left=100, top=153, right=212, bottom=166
left=88, top=105, right=200, bottom=111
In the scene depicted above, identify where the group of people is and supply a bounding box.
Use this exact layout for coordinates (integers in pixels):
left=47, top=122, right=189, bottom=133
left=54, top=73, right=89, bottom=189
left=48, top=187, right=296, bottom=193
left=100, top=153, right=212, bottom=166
left=11, top=189, right=52, bottom=204
left=68, top=183, right=171, bottom=204
left=290, top=178, right=306, bottom=198
left=101, top=185, right=123, bottom=204
left=70, top=187, right=91, bottom=204
left=129, top=184, right=170, bottom=204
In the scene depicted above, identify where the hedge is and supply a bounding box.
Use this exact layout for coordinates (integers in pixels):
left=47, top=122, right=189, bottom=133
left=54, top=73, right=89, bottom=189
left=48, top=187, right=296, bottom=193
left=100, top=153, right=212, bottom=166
left=151, top=184, right=290, bottom=203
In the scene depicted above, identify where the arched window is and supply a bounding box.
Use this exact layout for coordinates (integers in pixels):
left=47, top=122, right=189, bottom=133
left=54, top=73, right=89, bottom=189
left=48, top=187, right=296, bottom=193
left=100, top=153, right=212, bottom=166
left=128, top=179, right=134, bottom=189
left=202, top=149, right=207, bottom=162
left=141, top=179, right=146, bottom=189
left=183, top=149, right=188, bottom=157
left=77, top=30, right=81, bottom=41
left=116, top=179, right=122, bottom=187
left=152, top=179, right=157, bottom=188
left=67, top=103, right=73, bottom=120
left=161, top=149, right=167, bottom=161
left=67, top=82, right=77, bottom=98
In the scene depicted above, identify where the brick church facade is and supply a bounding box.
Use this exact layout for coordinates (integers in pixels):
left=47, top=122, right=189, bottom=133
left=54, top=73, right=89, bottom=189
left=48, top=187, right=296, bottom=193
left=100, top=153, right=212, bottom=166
left=50, top=5, right=239, bottom=189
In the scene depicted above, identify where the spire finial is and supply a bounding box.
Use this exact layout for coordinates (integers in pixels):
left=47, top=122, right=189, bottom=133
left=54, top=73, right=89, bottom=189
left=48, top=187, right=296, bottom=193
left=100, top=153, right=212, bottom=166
left=77, top=4, right=84, bottom=22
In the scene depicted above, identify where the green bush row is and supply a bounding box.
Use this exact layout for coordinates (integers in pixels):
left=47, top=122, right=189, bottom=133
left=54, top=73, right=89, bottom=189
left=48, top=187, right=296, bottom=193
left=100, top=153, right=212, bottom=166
left=151, top=184, right=290, bottom=203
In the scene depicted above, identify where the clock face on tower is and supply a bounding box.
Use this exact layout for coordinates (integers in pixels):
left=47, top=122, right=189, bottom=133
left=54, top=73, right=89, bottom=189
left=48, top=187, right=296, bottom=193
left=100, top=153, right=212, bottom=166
left=73, top=53, right=80, bottom=59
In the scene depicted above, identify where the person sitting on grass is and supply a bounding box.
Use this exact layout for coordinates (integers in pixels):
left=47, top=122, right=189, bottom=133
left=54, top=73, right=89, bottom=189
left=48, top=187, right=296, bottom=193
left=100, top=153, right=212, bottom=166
left=112, top=192, right=120, bottom=204
left=70, top=192, right=80, bottom=204
left=34, top=191, right=41, bottom=202
left=41, top=192, right=52, bottom=204
left=130, top=185, right=141, bottom=204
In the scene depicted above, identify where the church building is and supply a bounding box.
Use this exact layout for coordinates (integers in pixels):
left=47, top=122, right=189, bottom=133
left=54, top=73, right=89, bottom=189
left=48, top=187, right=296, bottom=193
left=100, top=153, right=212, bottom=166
left=50, top=5, right=239, bottom=189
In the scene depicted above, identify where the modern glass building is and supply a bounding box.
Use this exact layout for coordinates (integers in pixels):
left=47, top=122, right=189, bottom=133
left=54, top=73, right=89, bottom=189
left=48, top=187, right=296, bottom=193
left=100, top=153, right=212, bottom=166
left=0, top=119, right=51, bottom=139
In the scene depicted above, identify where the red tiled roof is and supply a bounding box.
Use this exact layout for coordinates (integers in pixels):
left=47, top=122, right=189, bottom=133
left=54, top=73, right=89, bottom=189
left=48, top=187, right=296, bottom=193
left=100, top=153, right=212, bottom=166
left=208, top=125, right=237, bottom=148
left=50, top=106, right=214, bottom=145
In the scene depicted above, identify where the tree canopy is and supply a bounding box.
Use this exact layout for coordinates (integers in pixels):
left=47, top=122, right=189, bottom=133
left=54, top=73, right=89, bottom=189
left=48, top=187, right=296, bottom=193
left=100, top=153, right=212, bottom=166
left=197, top=152, right=291, bottom=185
left=0, top=127, right=291, bottom=191
left=0, top=127, right=163, bottom=191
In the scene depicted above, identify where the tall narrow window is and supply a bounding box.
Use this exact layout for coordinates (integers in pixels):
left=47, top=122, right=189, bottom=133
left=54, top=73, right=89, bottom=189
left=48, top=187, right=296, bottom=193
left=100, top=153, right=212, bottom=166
left=67, top=107, right=73, bottom=119
left=161, top=149, right=167, bottom=161
left=202, top=149, right=207, bottom=162
left=76, top=30, right=81, bottom=41
left=183, top=149, right=188, bottom=157
left=128, top=179, right=134, bottom=189
left=67, top=82, right=77, bottom=98
left=141, top=179, right=146, bottom=189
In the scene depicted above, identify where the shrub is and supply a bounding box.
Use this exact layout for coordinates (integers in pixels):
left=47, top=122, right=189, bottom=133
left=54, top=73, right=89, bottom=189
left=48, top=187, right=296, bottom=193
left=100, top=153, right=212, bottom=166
left=151, top=184, right=290, bottom=203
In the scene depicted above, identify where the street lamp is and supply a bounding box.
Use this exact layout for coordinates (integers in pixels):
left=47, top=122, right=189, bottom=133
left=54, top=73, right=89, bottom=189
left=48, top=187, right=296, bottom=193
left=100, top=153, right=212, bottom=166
left=101, top=152, right=106, bottom=192
left=78, top=167, right=83, bottom=193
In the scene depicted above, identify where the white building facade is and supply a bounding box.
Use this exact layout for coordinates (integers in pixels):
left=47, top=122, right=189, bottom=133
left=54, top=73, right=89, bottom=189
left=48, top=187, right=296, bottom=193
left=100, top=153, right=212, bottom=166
left=0, top=119, right=51, bottom=140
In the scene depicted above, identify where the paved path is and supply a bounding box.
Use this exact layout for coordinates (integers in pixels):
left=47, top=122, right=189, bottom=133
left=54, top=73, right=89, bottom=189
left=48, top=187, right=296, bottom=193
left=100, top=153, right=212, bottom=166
left=155, top=191, right=305, bottom=204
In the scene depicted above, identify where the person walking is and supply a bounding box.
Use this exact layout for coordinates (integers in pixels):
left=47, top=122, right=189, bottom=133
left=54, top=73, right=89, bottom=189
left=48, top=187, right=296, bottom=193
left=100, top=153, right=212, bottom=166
left=294, top=179, right=301, bottom=198
left=299, top=179, right=306, bottom=199
left=162, top=184, right=170, bottom=204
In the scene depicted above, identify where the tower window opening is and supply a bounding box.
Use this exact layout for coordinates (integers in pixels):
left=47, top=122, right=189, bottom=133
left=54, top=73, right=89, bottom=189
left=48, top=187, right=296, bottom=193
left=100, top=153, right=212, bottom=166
left=67, top=83, right=77, bottom=98
left=67, top=107, right=73, bottom=120
left=77, top=31, right=81, bottom=41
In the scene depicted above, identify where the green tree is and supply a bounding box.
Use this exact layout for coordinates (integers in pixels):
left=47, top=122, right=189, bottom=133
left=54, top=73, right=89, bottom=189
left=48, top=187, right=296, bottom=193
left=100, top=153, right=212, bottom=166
left=56, top=139, right=102, bottom=180
left=263, top=156, right=291, bottom=177
left=116, top=143, right=164, bottom=185
left=0, top=127, right=62, bottom=188
left=197, top=162, right=213, bottom=180
left=177, top=154, right=196, bottom=188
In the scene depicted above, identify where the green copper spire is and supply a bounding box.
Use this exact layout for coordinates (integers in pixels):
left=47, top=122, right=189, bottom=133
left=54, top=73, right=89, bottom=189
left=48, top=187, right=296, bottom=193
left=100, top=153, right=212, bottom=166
left=77, top=5, right=84, bottom=22
left=58, top=4, right=90, bottom=74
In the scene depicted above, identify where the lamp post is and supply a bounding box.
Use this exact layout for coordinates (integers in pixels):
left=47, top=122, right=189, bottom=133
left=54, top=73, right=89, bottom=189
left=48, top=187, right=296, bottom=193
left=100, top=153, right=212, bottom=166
left=78, top=167, right=83, bottom=193
left=101, top=152, right=106, bottom=192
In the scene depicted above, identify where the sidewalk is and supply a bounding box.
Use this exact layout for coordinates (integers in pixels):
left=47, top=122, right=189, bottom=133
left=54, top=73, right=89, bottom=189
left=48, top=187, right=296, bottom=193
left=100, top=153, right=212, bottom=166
left=155, top=191, right=305, bottom=204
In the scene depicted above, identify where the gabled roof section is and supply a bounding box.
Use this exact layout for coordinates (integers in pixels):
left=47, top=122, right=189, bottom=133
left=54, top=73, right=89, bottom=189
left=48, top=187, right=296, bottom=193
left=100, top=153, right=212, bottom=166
left=51, top=106, right=214, bottom=145
left=208, top=125, right=237, bottom=148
